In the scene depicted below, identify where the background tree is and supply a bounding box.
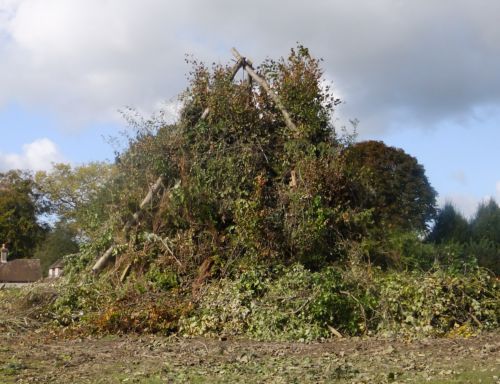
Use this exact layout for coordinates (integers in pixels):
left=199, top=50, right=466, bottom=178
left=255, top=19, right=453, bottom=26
left=469, top=199, right=500, bottom=274
left=425, top=200, right=500, bottom=274
left=471, top=199, right=500, bottom=243
left=344, top=140, right=437, bottom=233
left=35, top=162, right=118, bottom=239
left=0, top=170, right=49, bottom=259
left=427, top=203, right=470, bottom=244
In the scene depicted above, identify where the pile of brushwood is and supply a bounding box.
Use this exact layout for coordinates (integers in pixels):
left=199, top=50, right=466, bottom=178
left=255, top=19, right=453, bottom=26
left=33, top=46, right=498, bottom=340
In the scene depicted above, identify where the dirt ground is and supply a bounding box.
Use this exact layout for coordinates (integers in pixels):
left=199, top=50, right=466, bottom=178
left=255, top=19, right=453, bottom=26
left=0, top=328, right=498, bottom=383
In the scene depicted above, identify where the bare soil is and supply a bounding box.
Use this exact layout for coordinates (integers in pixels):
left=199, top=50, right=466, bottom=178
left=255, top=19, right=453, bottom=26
left=0, top=328, right=498, bottom=383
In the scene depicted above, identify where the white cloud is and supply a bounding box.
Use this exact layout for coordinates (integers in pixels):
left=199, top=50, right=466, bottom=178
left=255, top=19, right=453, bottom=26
left=1, top=0, right=500, bottom=133
left=438, top=194, right=479, bottom=219
left=0, top=138, right=64, bottom=171
left=439, top=182, right=500, bottom=219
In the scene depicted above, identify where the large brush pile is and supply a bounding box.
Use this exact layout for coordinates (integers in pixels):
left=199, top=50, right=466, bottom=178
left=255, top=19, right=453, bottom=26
left=36, top=47, right=499, bottom=339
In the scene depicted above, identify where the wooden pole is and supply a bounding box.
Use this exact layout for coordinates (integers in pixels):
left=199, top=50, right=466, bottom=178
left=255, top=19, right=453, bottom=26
left=230, top=47, right=297, bottom=133
left=92, top=244, right=116, bottom=274
left=92, top=175, right=166, bottom=274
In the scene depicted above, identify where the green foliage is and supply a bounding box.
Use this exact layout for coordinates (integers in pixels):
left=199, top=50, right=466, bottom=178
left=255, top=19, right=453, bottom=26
left=180, top=264, right=373, bottom=341
left=376, top=268, right=499, bottom=336
left=0, top=170, right=48, bottom=259
left=48, top=277, right=101, bottom=326
left=62, top=237, right=112, bottom=278
left=181, top=263, right=498, bottom=340
left=145, top=265, right=179, bottom=291
left=45, top=242, right=113, bottom=327
left=367, top=231, right=437, bottom=269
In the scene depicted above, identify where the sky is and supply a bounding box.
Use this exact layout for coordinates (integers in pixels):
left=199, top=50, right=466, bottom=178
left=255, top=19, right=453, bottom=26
left=0, top=0, right=499, bottom=218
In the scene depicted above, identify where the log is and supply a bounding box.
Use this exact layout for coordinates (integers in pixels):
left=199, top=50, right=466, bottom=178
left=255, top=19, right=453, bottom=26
left=92, top=175, right=166, bottom=274
left=123, top=175, right=165, bottom=233
left=92, top=245, right=115, bottom=274
left=230, top=47, right=298, bottom=133
left=327, top=325, right=343, bottom=338
left=119, top=262, right=132, bottom=282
